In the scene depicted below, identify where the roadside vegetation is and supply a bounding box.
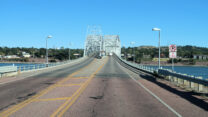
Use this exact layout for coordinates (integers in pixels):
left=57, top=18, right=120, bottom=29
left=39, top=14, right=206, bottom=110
left=121, top=45, right=208, bottom=65
left=0, top=47, right=83, bottom=63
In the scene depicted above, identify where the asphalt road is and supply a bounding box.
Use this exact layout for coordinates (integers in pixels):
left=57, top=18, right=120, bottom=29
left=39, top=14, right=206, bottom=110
left=0, top=57, right=94, bottom=112
left=62, top=56, right=177, bottom=117
left=0, top=56, right=207, bottom=117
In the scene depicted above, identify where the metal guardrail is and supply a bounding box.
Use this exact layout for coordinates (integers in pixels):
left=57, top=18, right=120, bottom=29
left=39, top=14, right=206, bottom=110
left=115, top=55, right=208, bottom=93
left=115, top=56, right=155, bottom=75
left=17, top=57, right=85, bottom=72
left=0, top=66, right=18, bottom=77
left=0, top=66, right=17, bottom=73
left=0, top=57, right=85, bottom=74
left=158, top=69, right=208, bottom=86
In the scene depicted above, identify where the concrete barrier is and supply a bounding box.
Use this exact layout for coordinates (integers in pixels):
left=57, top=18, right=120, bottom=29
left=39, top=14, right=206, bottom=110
left=0, top=66, right=17, bottom=78
left=115, top=55, right=208, bottom=94
left=0, top=57, right=87, bottom=78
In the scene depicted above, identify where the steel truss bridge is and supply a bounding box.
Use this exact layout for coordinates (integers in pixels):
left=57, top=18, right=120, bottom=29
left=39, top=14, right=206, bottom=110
left=84, top=26, right=121, bottom=57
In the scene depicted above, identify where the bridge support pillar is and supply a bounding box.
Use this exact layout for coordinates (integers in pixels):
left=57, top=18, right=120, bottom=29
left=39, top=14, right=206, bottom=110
left=190, top=82, right=195, bottom=90
left=184, top=80, right=188, bottom=88
left=193, top=83, right=199, bottom=92
left=204, top=86, right=208, bottom=93
left=198, top=84, right=204, bottom=92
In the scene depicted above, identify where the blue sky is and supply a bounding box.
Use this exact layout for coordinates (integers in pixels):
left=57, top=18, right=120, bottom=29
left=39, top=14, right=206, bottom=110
left=0, top=0, right=208, bottom=48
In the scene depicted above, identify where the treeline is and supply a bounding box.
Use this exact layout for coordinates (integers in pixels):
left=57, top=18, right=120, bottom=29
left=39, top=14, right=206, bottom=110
left=121, top=45, right=208, bottom=63
left=0, top=47, right=84, bottom=61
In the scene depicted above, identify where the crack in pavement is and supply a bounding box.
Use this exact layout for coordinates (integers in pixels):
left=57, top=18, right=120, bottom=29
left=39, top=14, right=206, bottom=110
left=91, top=79, right=108, bottom=117
left=0, top=92, right=36, bottom=112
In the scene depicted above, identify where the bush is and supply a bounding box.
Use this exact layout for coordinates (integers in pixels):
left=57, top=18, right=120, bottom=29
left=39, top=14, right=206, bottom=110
left=136, top=58, right=141, bottom=63
left=188, top=58, right=196, bottom=65
left=4, top=58, right=29, bottom=62
left=49, top=59, right=57, bottom=63
left=167, top=59, right=178, bottom=63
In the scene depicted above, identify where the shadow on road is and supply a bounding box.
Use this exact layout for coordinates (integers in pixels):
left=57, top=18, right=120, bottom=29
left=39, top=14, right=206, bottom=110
left=139, top=74, right=208, bottom=111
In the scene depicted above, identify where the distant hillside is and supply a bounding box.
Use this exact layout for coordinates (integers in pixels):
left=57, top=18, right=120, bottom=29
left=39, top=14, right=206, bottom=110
left=137, top=46, right=156, bottom=49
left=122, top=45, right=208, bottom=60
left=0, top=47, right=84, bottom=62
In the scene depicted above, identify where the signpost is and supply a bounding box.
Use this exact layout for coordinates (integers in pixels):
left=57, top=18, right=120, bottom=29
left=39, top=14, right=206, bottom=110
left=169, top=45, right=177, bottom=71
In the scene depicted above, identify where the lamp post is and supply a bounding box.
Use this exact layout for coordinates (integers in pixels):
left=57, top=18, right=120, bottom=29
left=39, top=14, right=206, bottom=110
left=130, top=42, right=135, bottom=63
left=46, top=35, right=52, bottom=65
left=152, top=28, right=161, bottom=69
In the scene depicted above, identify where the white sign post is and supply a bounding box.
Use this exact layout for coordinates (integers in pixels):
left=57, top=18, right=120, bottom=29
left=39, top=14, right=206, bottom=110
left=169, top=45, right=177, bottom=71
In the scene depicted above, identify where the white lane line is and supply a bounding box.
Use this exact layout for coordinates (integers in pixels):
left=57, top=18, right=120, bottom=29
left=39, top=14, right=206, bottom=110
left=125, top=71, right=182, bottom=117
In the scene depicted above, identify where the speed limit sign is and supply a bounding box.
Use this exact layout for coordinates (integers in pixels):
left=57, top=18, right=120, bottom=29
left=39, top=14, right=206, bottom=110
left=169, top=45, right=177, bottom=58
left=169, top=45, right=177, bottom=52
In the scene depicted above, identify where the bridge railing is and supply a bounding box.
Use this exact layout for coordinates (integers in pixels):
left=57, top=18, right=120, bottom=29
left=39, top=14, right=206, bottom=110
left=115, top=55, right=208, bottom=94
left=0, top=57, right=86, bottom=78
left=0, top=66, right=18, bottom=77
left=17, top=57, right=86, bottom=72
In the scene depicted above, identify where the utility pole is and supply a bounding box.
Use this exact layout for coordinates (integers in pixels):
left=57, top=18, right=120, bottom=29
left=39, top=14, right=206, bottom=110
left=152, top=28, right=161, bottom=69
left=46, top=35, right=52, bottom=65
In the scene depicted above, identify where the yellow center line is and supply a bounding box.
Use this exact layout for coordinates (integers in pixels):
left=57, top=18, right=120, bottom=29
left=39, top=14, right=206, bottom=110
left=50, top=82, right=86, bottom=117
left=51, top=57, right=109, bottom=117
left=34, top=97, right=70, bottom=102
left=2, top=84, right=59, bottom=117
left=0, top=59, right=96, bottom=117
left=0, top=84, right=57, bottom=117
left=70, top=77, right=89, bottom=79
left=56, top=84, right=83, bottom=87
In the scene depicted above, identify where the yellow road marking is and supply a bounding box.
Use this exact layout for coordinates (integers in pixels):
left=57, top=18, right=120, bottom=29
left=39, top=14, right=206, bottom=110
left=56, top=75, right=95, bottom=117
left=70, top=77, right=89, bottom=79
left=0, top=59, right=96, bottom=117
left=50, top=59, right=102, bottom=117
left=53, top=57, right=108, bottom=117
left=56, top=84, right=83, bottom=87
left=34, top=97, right=70, bottom=102
left=2, top=85, right=58, bottom=117
left=0, top=84, right=57, bottom=117
left=50, top=83, right=85, bottom=117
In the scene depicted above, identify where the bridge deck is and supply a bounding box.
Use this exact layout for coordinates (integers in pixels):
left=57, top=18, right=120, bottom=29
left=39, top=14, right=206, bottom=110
left=0, top=56, right=207, bottom=117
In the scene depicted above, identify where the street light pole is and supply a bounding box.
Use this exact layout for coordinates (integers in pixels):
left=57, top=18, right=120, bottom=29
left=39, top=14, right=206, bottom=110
left=159, top=30, right=160, bottom=69
left=46, top=35, right=52, bottom=65
left=152, top=28, right=161, bottom=69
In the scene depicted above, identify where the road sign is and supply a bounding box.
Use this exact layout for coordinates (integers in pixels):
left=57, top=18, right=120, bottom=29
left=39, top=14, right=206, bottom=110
left=169, top=45, right=177, bottom=58
left=169, top=52, right=177, bottom=58
left=169, top=45, right=177, bottom=52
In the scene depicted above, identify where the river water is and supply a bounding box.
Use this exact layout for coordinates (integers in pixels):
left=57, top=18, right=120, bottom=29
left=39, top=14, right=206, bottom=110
left=147, top=65, right=208, bottom=80
left=0, top=63, right=41, bottom=67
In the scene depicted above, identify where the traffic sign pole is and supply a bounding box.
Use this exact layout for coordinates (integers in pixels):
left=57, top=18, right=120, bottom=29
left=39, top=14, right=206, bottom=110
left=172, top=58, right=174, bottom=71
left=169, top=44, right=177, bottom=72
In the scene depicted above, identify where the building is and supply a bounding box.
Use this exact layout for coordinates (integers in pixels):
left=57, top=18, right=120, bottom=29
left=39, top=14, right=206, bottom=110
left=193, top=55, right=208, bottom=60
left=4, top=55, right=20, bottom=59
left=22, top=52, right=31, bottom=58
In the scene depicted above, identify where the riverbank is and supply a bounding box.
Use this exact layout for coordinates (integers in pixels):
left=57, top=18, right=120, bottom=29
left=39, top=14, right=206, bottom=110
left=0, top=58, right=56, bottom=64
left=140, top=61, right=208, bottom=67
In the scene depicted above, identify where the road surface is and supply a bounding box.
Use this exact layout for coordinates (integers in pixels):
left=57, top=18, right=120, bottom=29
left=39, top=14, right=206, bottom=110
left=0, top=56, right=207, bottom=117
